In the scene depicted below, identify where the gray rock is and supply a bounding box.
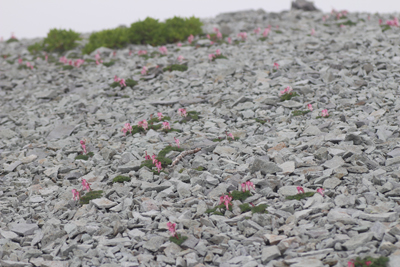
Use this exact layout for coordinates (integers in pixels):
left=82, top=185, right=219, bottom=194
left=342, top=232, right=373, bottom=250
left=143, top=236, right=166, bottom=252
left=261, top=245, right=281, bottom=264
left=291, top=0, right=319, bottom=11
left=11, top=223, right=38, bottom=236
left=250, top=158, right=282, bottom=174
left=47, top=124, right=76, bottom=140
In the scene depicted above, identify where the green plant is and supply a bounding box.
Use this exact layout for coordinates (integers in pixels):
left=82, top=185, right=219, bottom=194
left=212, top=137, right=224, bottom=142
left=83, top=27, right=129, bottom=54
left=259, top=37, right=268, bottom=41
left=251, top=204, right=268, bottom=214
left=337, top=20, right=357, bottom=26
left=103, top=61, right=116, bottom=67
left=28, top=42, right=44, bottom=54
left=163, top=64, right=188, bottom=72
left=62, top=65, right=74, bottom=70
left=6, top=38, right=18, bottom=43
left=352, top=256, right=389, bottom=267
left=164, top=16, right=203, bottom=43
left=113, top=175, right=131, bottom=183
left=255, top=118, right=267, bottom=124
left=292, top=110, right=310, bottom=116
left=179, top=111, right=200, bottom=123
left=6, top=60, right=14, bottom=65
left=230, top=190, right=252, bottom=202
left=79, top=190, right=103, bottom=205
left=125, top=79, right=138, bottom=88
left=140, top=145, right=184, bottom=170
left=169, top=234, right=188, bottom=246
left=275, top=30, right=283, bottom=34
left=212, top=54, right=228, bottom=61
left=43, top=29, right=81, bottom=53
left=205, top=203, right=233, bottom=214
left=280, top=92, right=299, bottom=101
left=286, top=192, right=315, bottom=200
left=129, top=17, right=165, bottom=46
left=380, top=25, right=392, bottom=32
left=75, top=152, right=94, bottom=161
left=239, top=203, right=252, bottom=212
left=194, top=166, right=205, bottom=171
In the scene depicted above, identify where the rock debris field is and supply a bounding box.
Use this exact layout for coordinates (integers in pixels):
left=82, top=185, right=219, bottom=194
left=1, top=8, right=400, bottom=267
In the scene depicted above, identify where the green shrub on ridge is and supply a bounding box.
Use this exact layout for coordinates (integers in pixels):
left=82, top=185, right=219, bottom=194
left=82, top=27, right=130, bottom=55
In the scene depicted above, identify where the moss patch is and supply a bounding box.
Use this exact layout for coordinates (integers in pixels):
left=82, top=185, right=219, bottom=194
left=212, top=54, right=228, bottom=61
left=251, top=203, right=268, bottom=214
left=255, top=118, right=267, bottom=124
left=169, top=234, right=188, bottom=246
left=75, top=152, right=94, bottom=161
left=205, top=203, right=232, bottom=214
left=113, top=175, right=131, bottom=183
left=280, top=92, right=300, bottom=101
left=292, top=110, right=310, bottom=116
left=103, top=61, right=116, bottom=67
left=259, top=37, right=268, bottom=41
left=179, top=111, right=200, bottom=123
left=194, top=166, right=205, bottom=171
left=62, top=65, right=74, bottom=70
left=337, top=20, right=357, bottom=26
left=239, top=203, right=252, bottom=213
left=163, top=64, right=188, bottom=72
left=286, top=192, right=315, bottom=200
left=178, top=168, right=185, bottom=173
left=79, top=190, right=103, bottom=205
left=140, top=145, right=184, bottom=170
left=230, top=190, right=251, bottom=202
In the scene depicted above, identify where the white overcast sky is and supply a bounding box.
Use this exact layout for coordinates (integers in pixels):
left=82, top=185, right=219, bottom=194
left=1, top=0, right=399, bottom=39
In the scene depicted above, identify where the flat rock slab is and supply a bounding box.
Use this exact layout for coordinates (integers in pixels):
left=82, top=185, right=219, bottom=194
left=47, top=124, right=76, bottom=140
left=342, top=232, right=373, bottom=250
left=250, top=158, right=282, bottom=174
left=91, top=198, right=118, bottom=209
left=11, top=223, right=39, bottom=236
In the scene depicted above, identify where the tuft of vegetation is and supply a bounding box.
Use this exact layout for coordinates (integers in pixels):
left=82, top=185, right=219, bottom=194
left=79, top=190, right=103, bottom=205
left=230, top=190, right=252, bottom=202
left=212, top=54, right=228, bottom=61
left=82, top=27, right=130, bottom=55
left=337, top=20, right=357, bottom=26
left=179, top=111, right=200, bottom=123
left=275, top=30, right=283, bottom=34
left=205, top=203, right=232, bottom=214
left=163, top=64, right=188, bottom=72
left=169, top=234, right=188, bottom=246
left=239, top=203, right=252, bottom=213
left=140, top=145, right=184, bottom=170
left=103, top=61, right=116, bottom=67
left=113, top=175, right=131, bottom=183
left=178, top=168, right=185, bottom=173
left=259, top=37, right=268, bottom=41
left=110, top=79, right=137, bottom=89
left=28, top=42, right=44, bottom=54
left=75, top=152, right=94, bottom=161
left=255, top=118, right=267, bottom=124
left=352, top=256, right=389, bottom=267
left=44, top=29, right=81, bottom=53
left=251, top=203, right=268, bottom=214
left=286, top=192, right=315, bottom=200
left=212, top=137, right=224, bottom=142
left=292, top=110, right=310, bottom=116
left=62, top=65, right=74, bottom=70
left=194, top=166, right=205, bottom=171
left=280, top=92, right=299, bottom=101
left=380, top=25, right=392, bottom=32
left=6, top=38, right=19, bottom=43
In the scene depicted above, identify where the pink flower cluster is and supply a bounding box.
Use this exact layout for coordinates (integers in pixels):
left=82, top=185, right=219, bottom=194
left=219, top=194, right=233, bottom=210
left=162, top=121, right=171, bottom=130
left=348, top=260, right=372, bottom=267
left=331, top=9, right=348, bottom=19
left=138, top=50, right=147, bottom=56
left=159, top=46, right=168, bottom=55
left=321, top=109, right=329, bottom=117
left=254, top=27, right=261, bottom=35
left=95, top=52, right=103, bottom=65
left=263, top=27, right=271, bottom=37
left=174, top=137, right=180, bottom=148
left=188, top=34, right=194, bottom=44
left=71, top=179, right=92, bottom=201
left=279, top=86, right=293, bottom=96
left=167, top=222, right=178, bottom=238
left=157, top=112, right=163, bottom=120
left=113, top=75, right=126, bottom=87
left=138, top=119, right=148, bottom=130
left=241, top=181, right=255, bottom=192
left=386, top=17, right=399, bottom=26
left=296, top=186, right=324, bottom=197
left=141, top=66, right=148, bottom=75
left=59, top=56, right=84, bottom=68
left=237, top=32, right=247, bottom=41
left=80, top=140, right=87, bottom=154
left=208, top=49, right=221, bottom=62
left=26, top=62, right=34, bottom=70
left=121, top=123, right=132, bottom=136
left=145, top=153, right=162, bottom=173
left=226, top=132, right=234, bottom=140
left=213, top=27, right=223, bottom=39
left=177, top=55, right=184, bottom=63
left=178, top=108, right=187, bottom=117
left=273, top=62, right=279, bottom=70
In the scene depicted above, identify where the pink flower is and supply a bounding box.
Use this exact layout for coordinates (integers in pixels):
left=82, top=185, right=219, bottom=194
left=82, top=179, right=91, bottom=192
left=178, top=108, right=187, bottom=117
left=141, top=66, right=148, bottom=75
left=227, top=37, right=232, bottom=44
left=138, top=50, right=147, bottom=55
left=340, top=24, right=345, bottom=28
left=262, top=28, right=270, bottom=37
left=177, top=55, right=184, bottom=63
left=226, top=132, right=234, bottom=140
left=114, top=75, right=120, bottom=82
left=68, top=60, right=73, bottom=65
left=379, top=19, right=382, bottom=25
left=237, top=32, right=247, bottom=41
left=279, top=86, right=292, bottom=96
left=307, top=104, right=313, bottom=111
left=45, top=53, right=48, bottom=62
left=167, top=222, right=178, bottom=238
left=208, top=54, right=215, bottom=62
left=174, top=137, right=180, bottom=148
left=129, top=49, right=132, bottom=56
left=176, top=42, right=182, bottom=47
left=216, top=31, right=222, bottom=39
left=119, top=79, right=126, bottom=87
left=156, top=161, right=162, bottom=173
left=72, top=189, right=80, bottom=201
left=162, top=121, right=171, bottom=130
left=74, top=59, right=84, bottom=68
left=254, top=27, right=261, bottom=34
left=80, top=140, right=87, bottom=154
left=241, top=183, right=247, bottom=192
left=188, top=34, right=194, bottom=44
left=121, top=123, right=132, bottom=135
left=321, top=109, right=329, bottom=117
left=219, top=195, right=233, bottom=210
left=159, top=46, right=168, bottom=55
left=213, top=27, right=219, bottom=33
left=365, top=261, right=372, bottom=266
left=145, top=151, right=151, bottom=160
left=311, top=28, right=315, bottom=36
left=246, top=181, right=255, bottom=191
left=297, top=186, right=305, bottom=194
left=215, top=49, right=221, bottom=56
left=273, top=62, right=279, bottom=70
left=18, top=57, right=22, bottom=64
left=206, top=34, right=210, bottom=39
left=157, top=112, right=163, bottom=120
left=348, top=261, right=354, bottom=267
left=11, top=32, right=16, bottom=39
left=152, top=154, right=157, bottom=164
left=317, top=188, right=324, bottom=197
left=113, top=51, right=116, bottom=57
left=142, top=119, right=148, bottom=130
left=95, top=53, right=101, bottom=61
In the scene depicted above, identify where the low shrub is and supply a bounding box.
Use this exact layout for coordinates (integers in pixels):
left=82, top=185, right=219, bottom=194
left=83, top=27, right=129, bottom=54
left=44, top=29, right=81, bottom=53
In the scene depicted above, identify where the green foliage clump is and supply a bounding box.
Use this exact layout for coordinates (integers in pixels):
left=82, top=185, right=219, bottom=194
left=230, top=190, right=252, bottom=202
left=140, top=145, right=184, bottom=170
left=195, top=166, right=205, bottom=171
left=163, top=16, right=203, bottom=43
left=205, top=203, right=232, bottom=214
left=259, top=37, right=268, bottom=41
left=6, top=60, right=14, bottom=65
left=251, top=203, right=268, bottom=214
left=292, top=110, right=310, bottom=116
left=79, top=190, right=103, bottom=205
left=255, top=118, right=267, bottom=124
left=75, top=152, right=94, bottom=161
left=352, top=256, right=389, bottom=267
left=275, top=30, right=283, bottom=34
left=239, top=203, right=252, bottom=212
left=163, top=64, right=188, bottom=72
left=212, top=54, right=228, bottom=61
left=280, top=92, right=299, bottom=101
left=43, top=29, right=81, bottom=53
left=113, top=175, right=131, bottom=183
left=169, top=234, right=188, bottom=246
left=28, top=42, right=44, bottom=54
left=62, top=65, right=74, bottom=70
left=103, top=61, right=116, bottom=67
left=212, top=137, right=224, bottom=142
left=286, top=192, right=315, bottom=200
left=179, top=111, right=200, bottom=123
left=110, top=79, right=137, bottom=89
left=380, top=25, right=392, bottom=32
left=337, top=20, right=357, bottom=26
left=6, top=38, right=18, bottom=43
left=82, top=27, right=129, bottom=55
left=178, top=168, right=185, bottom=173
left=129, top=17, right=165, bottom=46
